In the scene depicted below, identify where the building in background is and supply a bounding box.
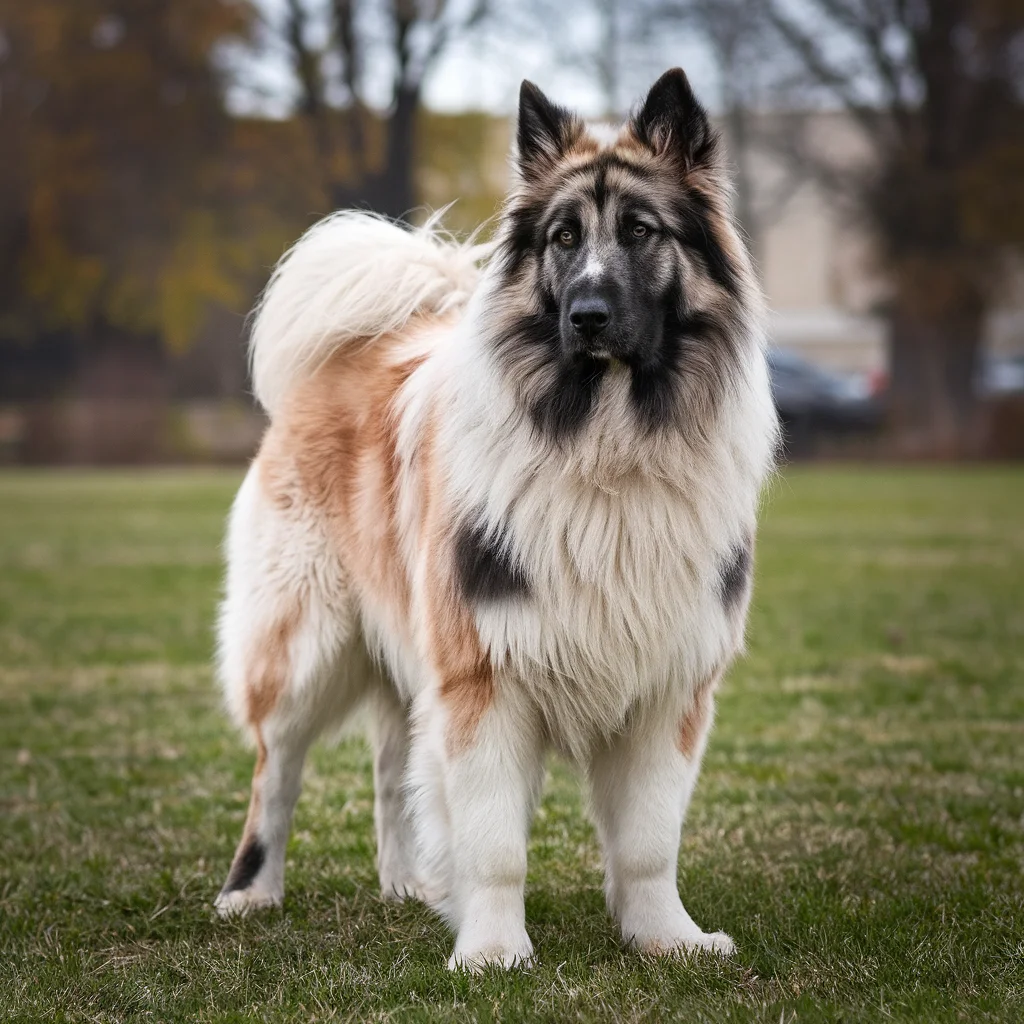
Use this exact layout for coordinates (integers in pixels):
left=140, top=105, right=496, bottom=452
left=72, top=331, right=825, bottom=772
left=745, top=112, right=1024, bottom=377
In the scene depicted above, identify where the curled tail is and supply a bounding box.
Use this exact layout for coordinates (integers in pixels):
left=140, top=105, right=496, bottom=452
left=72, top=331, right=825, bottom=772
left=249, top=211, right=487, bottom=416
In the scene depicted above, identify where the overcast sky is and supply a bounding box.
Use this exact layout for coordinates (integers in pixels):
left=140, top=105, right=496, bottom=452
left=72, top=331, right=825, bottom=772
left=421, top=16, right=719, bottom=117
left=225, top=0, right=723, bottom=120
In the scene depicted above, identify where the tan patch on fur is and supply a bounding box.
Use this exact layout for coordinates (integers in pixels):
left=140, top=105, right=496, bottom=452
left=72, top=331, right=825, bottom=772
left=678, top=676, right=717, bottom=759
left=258, top=330, right=435, bottom=639
left=253, top=725, right=268, bottom=776
left=419, top=413, right=495, bottom=757
left=245, top=608, right=300, bottom=725
left=252, top=317, right=493, bottom=757
left=441, top=662, right=495, bottom=757
left=238, top=725, right=268, bottom=843
left=614, top=125, right=657, bottom=159
left=561, top=134, right=601, bottom=165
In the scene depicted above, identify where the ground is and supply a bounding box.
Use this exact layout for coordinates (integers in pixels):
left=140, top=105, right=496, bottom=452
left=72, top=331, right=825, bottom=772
left=0, top=467, right=1021, bottom=1023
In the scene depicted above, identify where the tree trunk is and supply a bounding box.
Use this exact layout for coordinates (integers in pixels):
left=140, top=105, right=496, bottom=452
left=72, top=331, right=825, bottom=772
left=887, top=297, right=984, bottom=458
left=366, top=84, right=419, bottom=221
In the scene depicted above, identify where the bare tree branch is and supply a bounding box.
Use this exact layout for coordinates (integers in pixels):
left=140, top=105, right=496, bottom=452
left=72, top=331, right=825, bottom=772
left=331, top=0, right=360, bottom=103
left=283, top=0, right=326, bottom=116
left=816, top=0, right=916, bottom=131
left=760, top=0, right=894, bottom=145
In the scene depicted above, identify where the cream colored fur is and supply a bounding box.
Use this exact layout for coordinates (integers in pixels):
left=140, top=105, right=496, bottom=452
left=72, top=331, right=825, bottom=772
left=249, top=210, right=486, bottom=416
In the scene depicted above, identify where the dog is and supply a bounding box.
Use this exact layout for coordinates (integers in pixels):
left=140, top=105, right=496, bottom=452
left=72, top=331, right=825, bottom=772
left=213, top=68, right=779, bottom=971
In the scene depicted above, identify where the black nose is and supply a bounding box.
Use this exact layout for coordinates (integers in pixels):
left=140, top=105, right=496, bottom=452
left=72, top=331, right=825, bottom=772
left=569, top=296, right=610, bottom=340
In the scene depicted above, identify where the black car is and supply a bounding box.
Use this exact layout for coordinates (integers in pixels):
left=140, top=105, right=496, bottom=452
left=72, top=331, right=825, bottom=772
left=768, top=347, right=881, bottom=454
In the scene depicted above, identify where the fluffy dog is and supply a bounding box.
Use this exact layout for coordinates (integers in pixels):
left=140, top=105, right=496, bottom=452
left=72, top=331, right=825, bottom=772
left=214, top=69, right=778, bottom=970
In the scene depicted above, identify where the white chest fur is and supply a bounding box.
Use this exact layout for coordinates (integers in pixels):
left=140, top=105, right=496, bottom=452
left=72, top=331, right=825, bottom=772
left=430, top=355, right=772, bottom=754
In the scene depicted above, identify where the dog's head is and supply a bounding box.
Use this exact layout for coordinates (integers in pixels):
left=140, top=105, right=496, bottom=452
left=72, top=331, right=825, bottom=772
left=491, top=70, right=758, bottom=441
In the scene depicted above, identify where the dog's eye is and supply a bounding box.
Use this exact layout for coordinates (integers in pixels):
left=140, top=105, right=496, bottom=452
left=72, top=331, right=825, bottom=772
left=557, top=228, right=577, bottom=248
left=631, top=223, right=649, bottom=239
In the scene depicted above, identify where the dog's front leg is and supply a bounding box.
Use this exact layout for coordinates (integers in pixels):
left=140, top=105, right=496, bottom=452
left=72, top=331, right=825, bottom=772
left=415, top=682, right=544, bottom=972
left=587, top=683, right=735, bottom=956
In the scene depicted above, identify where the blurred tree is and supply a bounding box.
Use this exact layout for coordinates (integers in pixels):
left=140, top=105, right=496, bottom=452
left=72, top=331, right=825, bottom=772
left=506, top=0, right=630, bottom=117
left=760, top=0, right=1024, bottom=455
left=0, top=0, right=253, bottom=378
left=235, top=0, right=487, bottom=220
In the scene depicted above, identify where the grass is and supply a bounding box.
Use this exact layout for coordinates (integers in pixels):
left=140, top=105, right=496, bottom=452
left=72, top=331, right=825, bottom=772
left=1, top=466, right=1022, bottom=1023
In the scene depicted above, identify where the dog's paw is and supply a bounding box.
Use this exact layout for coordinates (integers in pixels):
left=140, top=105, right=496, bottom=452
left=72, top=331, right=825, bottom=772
left=447, top=932, right=534, bottom=972
left=379, top=875, right=448, bottom=908
left=635, top=929, right=736, bottom=957
left=214, top=887, right=282, bottom=918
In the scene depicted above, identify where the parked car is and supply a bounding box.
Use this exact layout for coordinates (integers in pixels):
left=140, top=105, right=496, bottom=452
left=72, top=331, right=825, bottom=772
left=768, top=347, right=882, bottom=455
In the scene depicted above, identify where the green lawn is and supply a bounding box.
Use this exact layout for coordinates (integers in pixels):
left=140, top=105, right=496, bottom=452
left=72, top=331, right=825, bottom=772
left=1, top=467, right=1022, bottom=1022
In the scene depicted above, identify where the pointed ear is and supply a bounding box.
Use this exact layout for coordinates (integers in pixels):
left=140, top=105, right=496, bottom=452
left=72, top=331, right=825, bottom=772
left=631, top=68, right=716, bottom=167
left=517, top=80, right=579, bottom=179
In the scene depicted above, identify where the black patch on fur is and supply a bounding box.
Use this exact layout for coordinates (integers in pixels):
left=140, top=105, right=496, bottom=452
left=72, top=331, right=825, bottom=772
left=222, top=838, right=265, bottom=894
left=675, top=189, right=739, bottom=296
left=456, top=519, right=531, bottom=603
left=532, top=355, right=608, bottom=440
left=630, top=361, right=679, bottom=432
left=719, top=542, right=752, bottom=608
left=590, top=158, right=610, bottom=210
left=501, top=202, right=544, bottom=277
left=494, top=303, right=560, bottom=363
left=628, top=304, right=716, bottom=431
left=493, top=295, right=609, bottom=442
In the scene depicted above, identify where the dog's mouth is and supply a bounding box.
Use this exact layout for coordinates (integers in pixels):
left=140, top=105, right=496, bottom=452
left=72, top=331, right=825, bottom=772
left=562, top=314, right=667, bottom=368
left=564, top=332, right=632, bottom=364
left=572, top=342, right=644, bottom=373
left=590, top=353, right=631, bottom=375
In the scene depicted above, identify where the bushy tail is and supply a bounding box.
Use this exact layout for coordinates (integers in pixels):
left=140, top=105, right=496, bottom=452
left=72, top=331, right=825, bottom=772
left=249, top=210, right=487, bottom=416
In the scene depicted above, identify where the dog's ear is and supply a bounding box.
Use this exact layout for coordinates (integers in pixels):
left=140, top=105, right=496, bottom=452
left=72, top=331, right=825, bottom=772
left=631, top=68, right=717, bottom=168
left=516, top=80, right=578, bottom=179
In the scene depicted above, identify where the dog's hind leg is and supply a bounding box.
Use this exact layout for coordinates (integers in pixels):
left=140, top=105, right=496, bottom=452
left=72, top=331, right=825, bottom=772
left=215, top=699, right=315, bottom=916
left=214, top=468, right=362, bottom=916
left=372, top=684, right=424, bottom=901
